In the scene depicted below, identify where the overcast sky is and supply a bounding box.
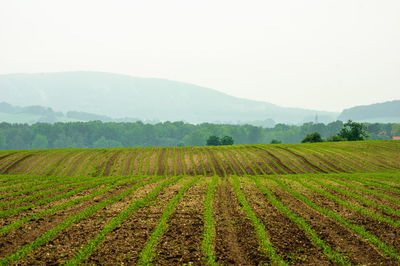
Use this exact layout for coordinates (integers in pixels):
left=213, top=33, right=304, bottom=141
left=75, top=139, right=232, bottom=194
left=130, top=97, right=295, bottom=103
left=1, top=0, right=399, bottom=112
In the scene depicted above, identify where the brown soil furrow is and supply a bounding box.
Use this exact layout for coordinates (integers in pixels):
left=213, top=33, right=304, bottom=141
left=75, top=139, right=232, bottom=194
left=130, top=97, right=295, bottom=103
left=228, top=149, right=254, bottom=175
left=102, top=151, right=123, bottom=176
left=268, top=148, right=313, bottom=174
left=83, top=178, right=186, bottom=265
left=276, top=147, right=328, bottom=173
left=2, top=154, right=34, bottom=174
left=157, top=148, right=166, bottom=176
left=121, top=149, right=139, bottom=175
left=18, top=179, right=160, bottom=265
left=66, top=151, right=94, bottom=176
left=268, top=181, right=395, bottom=265
left=303, top=185, right=400, bottom=253
left=146, top=147, right=159, bottom=175
left=131, top=149, right=147, bottom=175
left=191, top=148, right=205, bottom=175
left=166, top=147, right=175, bottom=176
left=205, top=148, right=225, bottom=177
left=299, top=149, right=349, bottom=173
left=110, top=150, right=131, bottom=176
left=46, top=152, right=75, bottom=176
left=152, top=181, right=207, bottom=264
left=241, top=148, right=275, bottom=175
left=241, top=181, right=329, bottom=264
left=2, top=152, right=40, bottom=175
left=183, top=148, right=196, bottom=176
left=234, top=148, right=261, bottom=175
left=0, top=152, right=16, bottom=161
left=0, top=181, right=132, bottom=258
left=249, top=147, right=289, bottom=174
left=175, top=148, right=185, bottom=175
left=221, top=148, right=245, bottom=175
left=213, top=149, right=235, bottom=175
left=214, top=179, right=269, bottom=265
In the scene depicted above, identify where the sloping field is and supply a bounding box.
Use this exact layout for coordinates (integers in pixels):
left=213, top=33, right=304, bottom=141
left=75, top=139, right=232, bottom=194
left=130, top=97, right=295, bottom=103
left=0, top=140, right=399, bottom=177
left=0, top=140, right=399, bottom=265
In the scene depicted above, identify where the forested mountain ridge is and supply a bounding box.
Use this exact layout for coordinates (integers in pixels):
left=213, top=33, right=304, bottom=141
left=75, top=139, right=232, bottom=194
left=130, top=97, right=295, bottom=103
left=0, top=71, right=337, bottom=124
left=338, top=100, right=400, bottom=123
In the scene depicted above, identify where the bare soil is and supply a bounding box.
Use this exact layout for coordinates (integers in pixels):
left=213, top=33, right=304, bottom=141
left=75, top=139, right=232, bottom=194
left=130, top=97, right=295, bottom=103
left=82, top=178, right=186, bottom=265
left=151, top=181, right=207, bottom=265
left=213, top=178, right=269, bottom=265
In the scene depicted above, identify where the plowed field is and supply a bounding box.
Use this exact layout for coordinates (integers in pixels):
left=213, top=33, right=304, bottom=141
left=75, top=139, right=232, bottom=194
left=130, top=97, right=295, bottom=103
left=0, top=140, right=399, bottom=265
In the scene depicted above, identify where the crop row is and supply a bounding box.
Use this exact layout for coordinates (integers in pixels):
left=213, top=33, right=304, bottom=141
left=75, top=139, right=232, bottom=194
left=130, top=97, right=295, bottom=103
left=0, top=171, right=399, bottom=264
left=1, top=141, right=399, bottom=177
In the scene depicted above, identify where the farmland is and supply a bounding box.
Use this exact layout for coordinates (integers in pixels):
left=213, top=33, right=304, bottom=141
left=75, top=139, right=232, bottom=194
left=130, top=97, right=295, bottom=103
left=0, top=140, right=399, bottom=264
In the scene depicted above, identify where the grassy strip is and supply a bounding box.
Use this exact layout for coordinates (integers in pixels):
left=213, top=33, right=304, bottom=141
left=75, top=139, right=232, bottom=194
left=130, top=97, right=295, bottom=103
left=230, top=175, right=286, bottom=265
left=0, top=175, right=164, bottom=265
left=180, top=147, right=187, bottom=175
left=295, top=177, right=400, bottom=228
left=250, top=176, right=350, bottom=265
left=0, top=175, right=60, bottom=194
left=202, top=176, right=218, bottom=265
left=188, top=147, right=197, bottom=175
left=196, top=147, right=208, bottom=176
left=217, top=147, right=237, bottom=175
left=328, top=147, right=384, bottom=171
left=0, top=175, right=138, bottom=238
left=57, top=151, right=88, bottom=177
left=208, top=148, right=227, bottom=177
left=271, top=177, right=400, bottom=262
left=45, top=151, right=77, bottom=176
left=311, top=177, right=400, bottom=217
left=66, top=175, right=182, bottom=265
left=137, top=176, right=201, bottom=264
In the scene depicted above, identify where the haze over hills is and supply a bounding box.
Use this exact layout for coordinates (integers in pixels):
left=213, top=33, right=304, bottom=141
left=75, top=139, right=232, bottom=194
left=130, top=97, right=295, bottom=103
left=0, top=72, right=338, bottom=125
left=338, top=100, right=400, bottom=123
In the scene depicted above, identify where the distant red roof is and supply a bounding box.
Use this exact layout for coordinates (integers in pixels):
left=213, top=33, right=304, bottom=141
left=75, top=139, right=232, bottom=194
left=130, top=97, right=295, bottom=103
left=393, top=136, right=400, bottom=140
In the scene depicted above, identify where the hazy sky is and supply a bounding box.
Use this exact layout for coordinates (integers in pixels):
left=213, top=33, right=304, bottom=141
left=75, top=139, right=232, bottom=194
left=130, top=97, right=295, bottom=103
left=1, top=0, right=399, bottom=112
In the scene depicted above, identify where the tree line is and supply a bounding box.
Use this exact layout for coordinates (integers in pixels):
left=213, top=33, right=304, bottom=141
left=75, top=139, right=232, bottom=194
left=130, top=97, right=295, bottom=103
left=0, top=120, right=398, bottom=150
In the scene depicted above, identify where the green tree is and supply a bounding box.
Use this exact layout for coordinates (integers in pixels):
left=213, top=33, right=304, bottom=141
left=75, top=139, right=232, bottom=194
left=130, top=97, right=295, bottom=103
left=338, top=120, right=369, bottom=141
left=326, top=135, right=346, bottom=142
left=391, top=124, right=400, bottom=137
left=270, top=139, right=282, bottom=144
left=31, top=134, right=49, bottom=149
left=0, top=132, right=6, bottom=149
left=301, top=132, right=323, bottom=143
left=206, top=135, right=221, bottom=146
left=221, top=135, right=234, bottom=145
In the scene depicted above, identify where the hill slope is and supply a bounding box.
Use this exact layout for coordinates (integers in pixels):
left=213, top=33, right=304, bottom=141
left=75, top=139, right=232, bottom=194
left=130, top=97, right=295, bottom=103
left=0, top=140, right=398, bottom=177
left=338, top=100, right=400, bottom=123
left=0, top=72, right=337, bottom=124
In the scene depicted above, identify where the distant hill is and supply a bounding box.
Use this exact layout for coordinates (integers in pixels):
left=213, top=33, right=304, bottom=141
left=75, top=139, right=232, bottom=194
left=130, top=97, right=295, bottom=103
left=338, top=100, right=400, bottom=123
left=0, top=71, right=338, bottom=124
